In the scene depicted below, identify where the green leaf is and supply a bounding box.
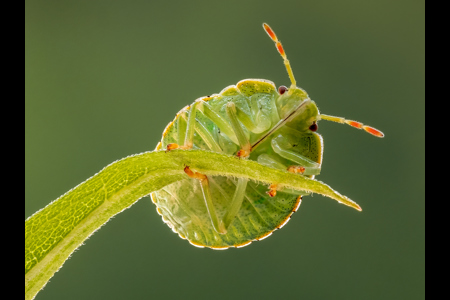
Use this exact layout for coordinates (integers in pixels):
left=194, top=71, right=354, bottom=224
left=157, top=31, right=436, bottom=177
left=25, top=149, right=360, bottom=300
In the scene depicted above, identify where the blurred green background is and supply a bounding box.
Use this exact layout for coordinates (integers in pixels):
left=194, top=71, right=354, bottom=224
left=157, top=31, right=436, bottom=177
left=25, top=0, right=424, bottom=299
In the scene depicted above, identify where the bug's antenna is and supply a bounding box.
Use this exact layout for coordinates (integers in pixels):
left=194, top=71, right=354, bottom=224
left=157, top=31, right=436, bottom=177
left=263, top=23, right=297, bottom=88
left=320, top=114, right=385, bottom=137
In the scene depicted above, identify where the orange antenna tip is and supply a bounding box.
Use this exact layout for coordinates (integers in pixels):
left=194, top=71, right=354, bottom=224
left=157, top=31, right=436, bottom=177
left=263, top=23, right=277, bottom=41
left=320, top=114, right=384, bottom=138
left=262, top=23, right=297, bottom=87
left=345, top=120, right=363, bottom=129
left=363, top=126, right=385, bottom=138
left=276, top=42, right=285, bottom=57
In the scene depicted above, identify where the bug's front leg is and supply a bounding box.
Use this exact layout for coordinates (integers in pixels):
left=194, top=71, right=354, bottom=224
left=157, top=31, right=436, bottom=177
left=287, top=166, right=306, bottom=174
left=271, top=134, right=321, bottom=176
left=255, top=154, right=283, bottom=197
left=256, top=133, right=321, bottom=197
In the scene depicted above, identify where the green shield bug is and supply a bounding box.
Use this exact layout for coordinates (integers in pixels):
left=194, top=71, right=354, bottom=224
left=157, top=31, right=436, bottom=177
left=151, top=23, right=384, bottom=249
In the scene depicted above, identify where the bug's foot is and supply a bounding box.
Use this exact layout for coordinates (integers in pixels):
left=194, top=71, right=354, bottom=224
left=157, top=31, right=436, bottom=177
left=184, top=166, right=208, bottom=182
left=236, top=145, right=252, bottom=159
left=266, top=184, right=278, bottom=197
left=236, top=149, right=251, bottom=159
left=287, top=166, right=306, bottom=174
left=166, top=143, right=180, bottom=152
left=166, top=143, right=193, bottom=152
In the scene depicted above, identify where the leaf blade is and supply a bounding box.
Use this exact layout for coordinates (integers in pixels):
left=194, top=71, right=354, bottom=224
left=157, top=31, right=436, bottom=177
left=25, top=149, right=360, bottom=299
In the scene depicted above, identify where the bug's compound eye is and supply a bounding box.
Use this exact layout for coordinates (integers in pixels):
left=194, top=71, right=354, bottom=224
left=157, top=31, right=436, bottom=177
left=278, top=85, right=288, bottom=95
left=309, top=122, right=318, bottom=132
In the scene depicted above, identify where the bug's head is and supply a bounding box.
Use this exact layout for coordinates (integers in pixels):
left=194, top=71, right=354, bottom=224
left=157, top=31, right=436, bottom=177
left=275, top=85, right=384, bottom=137
left=263, top=23, right=384, bottom=138
left=275, top=85, right=320, bottom=133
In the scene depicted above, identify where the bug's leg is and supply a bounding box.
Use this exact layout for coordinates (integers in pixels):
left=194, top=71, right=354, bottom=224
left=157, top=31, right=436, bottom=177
left=165, top=110, right=188, bottom=152
left=258, top=143, right=315, bottom=175
left=165, top=143, right=180, bottom=152
left=259, top=180, right=308, bottom=198
left=267, top=184, right=278, bottom=197
left=170, top=109, right=223, bottom=152
left=287, top=166, right=306, bottom=174
left=257, top=153, right=287, bottom=169
left=233, top=104, right=271, bottom=134
left=257, top=154, right=312, bottom=196
left=257, top=154, right=289, bottom=197
left=194, top=114, right=223, bottom=152
left=271, top=135, right=321, bottom=176
left=182, top=100, right=203, bottom=149
left=202, top=101, right=240, bottom=145
left=166, top=101, right=206, bottom=152
left=257, top=154, right=286, bottom=196
left=225, top=102, right=252, bottom=158
left=184, top=166, right=227, bottom=234
left=222, top=178, right=248, bottom=230
left=177, top=110, right=188, bottom=146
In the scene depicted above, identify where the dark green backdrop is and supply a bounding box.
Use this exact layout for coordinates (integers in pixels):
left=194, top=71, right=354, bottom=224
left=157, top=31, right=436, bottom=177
left=25, top=1, right=425, bottom=299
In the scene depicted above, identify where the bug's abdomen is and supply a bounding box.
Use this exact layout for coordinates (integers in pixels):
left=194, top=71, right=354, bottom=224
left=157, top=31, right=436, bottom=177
left=153, top=176, right=302, bottom=248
